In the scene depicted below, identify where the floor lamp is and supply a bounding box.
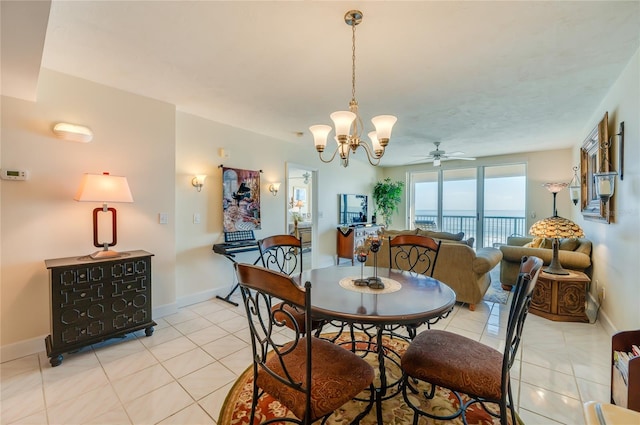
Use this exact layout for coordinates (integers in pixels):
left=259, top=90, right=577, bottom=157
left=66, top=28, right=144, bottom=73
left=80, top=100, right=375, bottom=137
left=74, top=172, right=134, bottom=259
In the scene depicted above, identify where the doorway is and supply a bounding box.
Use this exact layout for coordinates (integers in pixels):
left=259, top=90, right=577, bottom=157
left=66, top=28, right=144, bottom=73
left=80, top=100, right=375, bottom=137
left=286, top=163, right=316, bottom=271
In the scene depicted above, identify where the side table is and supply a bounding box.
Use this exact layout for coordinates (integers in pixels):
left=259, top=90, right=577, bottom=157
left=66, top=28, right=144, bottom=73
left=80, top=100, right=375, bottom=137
left=530, top=270, right=590, bottom=322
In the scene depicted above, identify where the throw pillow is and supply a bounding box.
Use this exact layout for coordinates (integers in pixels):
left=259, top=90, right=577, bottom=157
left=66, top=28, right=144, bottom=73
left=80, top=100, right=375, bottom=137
left=559, top=238, right=580, bottom=251
left=524, top=237, right=545, bottom=248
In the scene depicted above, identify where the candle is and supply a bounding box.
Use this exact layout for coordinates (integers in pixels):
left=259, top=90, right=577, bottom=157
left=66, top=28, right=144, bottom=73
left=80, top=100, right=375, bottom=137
left=597, top=179, right=612, bottom=196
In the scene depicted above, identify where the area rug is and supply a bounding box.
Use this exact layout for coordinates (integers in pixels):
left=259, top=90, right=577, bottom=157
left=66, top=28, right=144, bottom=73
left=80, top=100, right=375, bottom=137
left=483, top=266, right=510, bottom=304
left=219, top=333, right=519, bottom=424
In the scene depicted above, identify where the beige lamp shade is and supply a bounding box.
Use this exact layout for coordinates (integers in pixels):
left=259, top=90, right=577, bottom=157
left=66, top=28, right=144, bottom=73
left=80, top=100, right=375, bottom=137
left=74, top=173, right=133, bottom=203
left=529, top=216, right=584, bottom=239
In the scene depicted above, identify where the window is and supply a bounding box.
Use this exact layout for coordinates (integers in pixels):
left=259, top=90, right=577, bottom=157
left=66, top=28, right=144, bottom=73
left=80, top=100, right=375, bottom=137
left=409, top=164, right=526, bottom=247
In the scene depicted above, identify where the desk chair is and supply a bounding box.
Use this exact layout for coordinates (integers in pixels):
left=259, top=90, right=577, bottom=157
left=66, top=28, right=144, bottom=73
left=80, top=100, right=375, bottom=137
left=400, top=255, right=543, bottom=425
left=235, top=263, right=375, bottom=424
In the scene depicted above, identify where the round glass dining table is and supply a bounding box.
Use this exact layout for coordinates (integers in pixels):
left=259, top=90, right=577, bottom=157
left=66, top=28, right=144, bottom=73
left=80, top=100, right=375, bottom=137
left=296, top=265, right=456, bottom=325
left=294, top=265, right=456, bottom=423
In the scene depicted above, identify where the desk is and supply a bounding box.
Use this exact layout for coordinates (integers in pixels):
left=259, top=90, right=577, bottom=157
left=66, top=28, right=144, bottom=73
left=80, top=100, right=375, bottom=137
left=298, top=265, right=456, bottom=422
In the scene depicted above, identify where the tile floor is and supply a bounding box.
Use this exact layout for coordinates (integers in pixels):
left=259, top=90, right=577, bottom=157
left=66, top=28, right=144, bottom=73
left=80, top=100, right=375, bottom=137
left=1, top=288, right=612, bottom=425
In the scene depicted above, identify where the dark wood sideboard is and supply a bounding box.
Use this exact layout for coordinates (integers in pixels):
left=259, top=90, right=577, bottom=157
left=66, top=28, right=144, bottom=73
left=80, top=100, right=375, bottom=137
left=44, top=250, right=156, bottom=366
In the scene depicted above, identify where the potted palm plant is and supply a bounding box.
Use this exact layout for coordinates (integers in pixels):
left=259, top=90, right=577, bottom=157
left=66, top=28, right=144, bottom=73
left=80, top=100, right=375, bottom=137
left=373, top=178, right=404, bottom=227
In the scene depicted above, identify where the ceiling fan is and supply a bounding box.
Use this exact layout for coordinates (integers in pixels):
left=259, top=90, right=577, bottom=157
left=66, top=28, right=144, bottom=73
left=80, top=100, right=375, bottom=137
left=413, top=142, right=476, bottom=166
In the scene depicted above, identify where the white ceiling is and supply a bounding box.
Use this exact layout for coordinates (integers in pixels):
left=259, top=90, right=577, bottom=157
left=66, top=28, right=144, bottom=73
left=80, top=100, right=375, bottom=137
left=3, top=1, right=639, bottom=166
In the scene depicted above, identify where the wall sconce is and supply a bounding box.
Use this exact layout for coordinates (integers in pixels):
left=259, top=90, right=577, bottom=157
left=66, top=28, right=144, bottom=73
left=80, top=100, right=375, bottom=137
left=192, top=175, right=206, bottom=192
left=593, top=122, right=624, bottom=205
left=569, top=166, right=580, bottom=205
left=268, top=182, right=280, bottom=196
left=53, top=122, right=94, bottom=143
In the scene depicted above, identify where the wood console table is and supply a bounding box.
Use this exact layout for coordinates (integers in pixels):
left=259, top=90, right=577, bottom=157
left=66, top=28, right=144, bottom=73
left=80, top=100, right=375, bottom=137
left=530, top=270, right=590, bottom=322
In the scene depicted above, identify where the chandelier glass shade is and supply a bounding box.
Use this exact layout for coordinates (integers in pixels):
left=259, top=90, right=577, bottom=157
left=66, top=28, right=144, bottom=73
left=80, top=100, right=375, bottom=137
left=310, top=10, right=397, bottom=167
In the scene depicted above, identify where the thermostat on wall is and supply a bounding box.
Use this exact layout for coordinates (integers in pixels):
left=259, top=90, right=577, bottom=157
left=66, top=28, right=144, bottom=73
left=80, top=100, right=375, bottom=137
left=1, top=169, right=29, bottom=180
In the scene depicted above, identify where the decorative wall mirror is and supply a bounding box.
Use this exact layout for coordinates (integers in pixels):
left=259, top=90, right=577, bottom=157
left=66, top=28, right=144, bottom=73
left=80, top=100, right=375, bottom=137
left=580, top=112, right=611, bottom=223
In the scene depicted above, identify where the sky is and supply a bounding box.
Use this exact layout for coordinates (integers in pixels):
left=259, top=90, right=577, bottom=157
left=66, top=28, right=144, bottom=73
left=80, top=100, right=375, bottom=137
left=414, top=176, right=526, bottom=213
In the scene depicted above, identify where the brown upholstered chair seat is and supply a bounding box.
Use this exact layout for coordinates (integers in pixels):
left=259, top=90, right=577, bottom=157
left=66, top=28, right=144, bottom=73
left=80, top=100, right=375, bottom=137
left=401, top=329, right=503, bottom=400
left=258, top=336, right=375, bottom=421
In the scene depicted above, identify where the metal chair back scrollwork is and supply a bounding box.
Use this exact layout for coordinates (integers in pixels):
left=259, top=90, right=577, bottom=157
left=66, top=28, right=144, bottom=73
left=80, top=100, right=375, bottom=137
left=388, top=234, right=441, bottom=277
left=234, top=263, right=375, bottom=424
left=258, top=234, right=302, bottom=275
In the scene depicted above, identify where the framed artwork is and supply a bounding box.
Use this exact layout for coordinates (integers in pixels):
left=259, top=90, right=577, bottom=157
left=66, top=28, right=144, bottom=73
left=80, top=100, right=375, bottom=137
left=293, top=187, right=307, bottom=202
left=580, top=112, right=611, bottom=223
left=222, top=167, right=261, bottom=232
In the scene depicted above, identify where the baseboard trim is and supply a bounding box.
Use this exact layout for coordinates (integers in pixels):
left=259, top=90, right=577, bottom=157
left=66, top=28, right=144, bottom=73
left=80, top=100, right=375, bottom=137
left=1, top=302, right=179, bottom=363
left=0, top=335, right=47, bottom=363
left=586, top=292, right=617, bottom=335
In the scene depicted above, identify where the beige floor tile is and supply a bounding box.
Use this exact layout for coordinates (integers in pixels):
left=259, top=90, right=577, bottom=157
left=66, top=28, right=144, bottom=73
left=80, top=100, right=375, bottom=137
left=184, top=324, right=229, bottom=346
left=178, top=362, right=237, bottom=400
left=4, top=409, right=48, bottom=425
left=0, top=355, right=40, bottom=380
left=157, top=403, right=215, bottom=424
left=124, top=381, right=193, bottom=425
left=199, top=381, right=235, bottom=423
left=112, top=363, right=174, bottom=401
left=520, top=362, right=580, bottom=399
left=148, top=336, right=198, bottom=362
left=44, top=365, right=110, bottom=407
left=173, top=317, right=215, bottom=335
left=162, top=348, right=215, bottom=379
left=201, top=334, right=248, bottom=360
left=519, top=382, right=584, bottom=425
left=101, top=348, right=159, bottom=381
left=47, top=384, right=121, bottom=425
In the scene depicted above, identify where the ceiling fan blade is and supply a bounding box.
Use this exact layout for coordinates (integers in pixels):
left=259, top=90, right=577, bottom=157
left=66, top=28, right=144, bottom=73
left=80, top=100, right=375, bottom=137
left=446, top=151, right=466, bottom=156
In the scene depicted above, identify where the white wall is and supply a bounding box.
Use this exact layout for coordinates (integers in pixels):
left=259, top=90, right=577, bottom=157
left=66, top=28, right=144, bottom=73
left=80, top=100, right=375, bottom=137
left=174, top=112, right=380, bottom=304
left=1, top=70, right=176, bottom=354
left=572, top=48, right=640, bottom=332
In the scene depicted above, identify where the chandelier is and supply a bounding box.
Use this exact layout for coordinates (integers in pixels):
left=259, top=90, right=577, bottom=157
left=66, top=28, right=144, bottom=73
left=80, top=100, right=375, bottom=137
left=309, top=10, right=397, bottom=167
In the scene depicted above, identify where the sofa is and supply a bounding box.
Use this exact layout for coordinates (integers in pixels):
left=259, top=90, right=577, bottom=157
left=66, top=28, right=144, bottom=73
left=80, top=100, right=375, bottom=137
left=499, top=236, right=592, bottom=287
left=365, top=229, right=503, bottom=310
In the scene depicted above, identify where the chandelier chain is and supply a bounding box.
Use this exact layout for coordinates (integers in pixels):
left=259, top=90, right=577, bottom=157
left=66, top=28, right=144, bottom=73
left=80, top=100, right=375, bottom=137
left=351, top=23, right=357, bottom=102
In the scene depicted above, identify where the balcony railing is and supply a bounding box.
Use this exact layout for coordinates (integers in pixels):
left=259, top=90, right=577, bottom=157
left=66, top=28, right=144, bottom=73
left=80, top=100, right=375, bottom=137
left=415, top=214, right=526, bottom=248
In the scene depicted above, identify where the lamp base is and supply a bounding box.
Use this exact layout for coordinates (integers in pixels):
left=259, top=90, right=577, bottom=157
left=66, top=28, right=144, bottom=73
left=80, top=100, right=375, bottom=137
left=543, top=238, right=571, bottom=275
left=543, top=265, right=571, bottom=275
left=90, top=249, right=122, bottom=259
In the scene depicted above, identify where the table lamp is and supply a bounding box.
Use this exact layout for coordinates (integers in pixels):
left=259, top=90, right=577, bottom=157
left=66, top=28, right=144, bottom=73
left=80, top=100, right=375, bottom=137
left=529, top=215, right=584, bottom=275
left=74, top=172, right=134, bottom=259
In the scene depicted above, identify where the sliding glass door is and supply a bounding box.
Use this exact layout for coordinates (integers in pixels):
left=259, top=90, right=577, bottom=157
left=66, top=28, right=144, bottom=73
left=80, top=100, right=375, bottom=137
left=482, top=164, right=527, bottom=247
left=409, top=163, right=526, bottom=248
left=442, top=168, right=477, bottom=239
left=410, top=171, right=439, bottom=230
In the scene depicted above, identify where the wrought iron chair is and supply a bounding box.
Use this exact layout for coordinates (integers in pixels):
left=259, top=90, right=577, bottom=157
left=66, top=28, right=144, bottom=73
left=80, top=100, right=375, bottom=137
left=235, top=263, right=375, bottom=424
left=388, top=234, right=442, bottom=339
left=258, top=234, right=324, bottom=335
left=258, top=234, right=303, bottom=275
left=388, top=234, right=441, bottom=276
left=400, top=255, right=543, bottom=425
